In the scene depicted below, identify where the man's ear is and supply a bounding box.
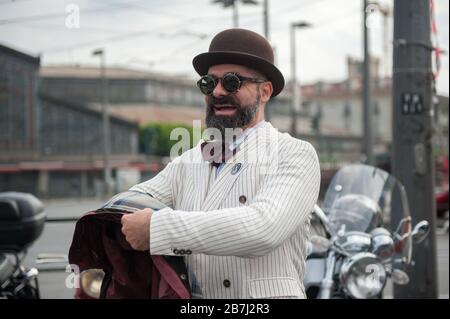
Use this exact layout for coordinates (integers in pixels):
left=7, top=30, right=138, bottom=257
left=260, top=81, right=273, bottom=104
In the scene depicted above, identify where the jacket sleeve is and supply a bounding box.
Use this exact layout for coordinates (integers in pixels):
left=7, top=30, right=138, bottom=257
left=129, top=156, right=183, bottom=208
left=149, top=141, right=321, bottom=258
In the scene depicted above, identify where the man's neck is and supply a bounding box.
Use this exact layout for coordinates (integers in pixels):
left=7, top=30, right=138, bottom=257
left=242, top=117, right=265, bottom=131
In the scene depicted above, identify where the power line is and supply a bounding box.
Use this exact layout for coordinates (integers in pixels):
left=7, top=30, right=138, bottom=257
left=311, top=7, right=361, bottom=29
left=100, top=1, right=187, bottom=19
left=0, top=0, right=185, bottom=25
left=10, top=21, right=138, bottom=34
left=272, top=0, right=333, bottom=15
left=0, top=4, right=119, bottom=25
left=122, top=34, right=212, bottom=71
left=237, top=0, right=340, bottom=33
left=158, top=36, right=212, bottom=64
left=0, top=0, right=35, bottom=5
left=40, top=17, right=212, bottom=53
left=264, top=5, right=360, bottom=34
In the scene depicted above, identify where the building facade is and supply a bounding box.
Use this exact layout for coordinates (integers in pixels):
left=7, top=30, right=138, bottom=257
left=0, top=44, right=145, bottom=198
left=0, top=44, right=40, bottom=158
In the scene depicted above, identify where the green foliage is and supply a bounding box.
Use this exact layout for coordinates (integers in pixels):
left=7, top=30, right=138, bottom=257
left=139, top=122, right=200, bottom=157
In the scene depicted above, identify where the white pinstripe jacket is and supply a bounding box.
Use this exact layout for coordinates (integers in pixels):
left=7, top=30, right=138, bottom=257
left=130, top=121, right=321, bottom=299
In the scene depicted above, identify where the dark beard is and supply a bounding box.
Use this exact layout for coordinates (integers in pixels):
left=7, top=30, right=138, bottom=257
left=205, top=92, right=260, bottom=140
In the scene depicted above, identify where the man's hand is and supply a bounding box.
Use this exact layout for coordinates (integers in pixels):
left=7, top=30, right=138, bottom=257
left=121, top=208, right=153, bottom=251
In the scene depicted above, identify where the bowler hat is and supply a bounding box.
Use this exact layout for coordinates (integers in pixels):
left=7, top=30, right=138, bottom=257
left=193, top=28, right=285, bottom=97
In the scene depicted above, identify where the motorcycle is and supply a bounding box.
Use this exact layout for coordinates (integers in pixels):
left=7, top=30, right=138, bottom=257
left=0, top=192, right=46, bottom=299
left=304, top=164, right=430, bottom=299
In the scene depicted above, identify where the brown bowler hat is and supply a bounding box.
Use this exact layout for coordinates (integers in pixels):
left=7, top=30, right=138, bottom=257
left=192, top=28, right=285, bottom=97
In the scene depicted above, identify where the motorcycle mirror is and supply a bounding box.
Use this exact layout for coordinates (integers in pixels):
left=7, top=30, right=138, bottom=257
left=411, top=220, right=430, bottom=244
left=391, top=269, right=410, bottom=285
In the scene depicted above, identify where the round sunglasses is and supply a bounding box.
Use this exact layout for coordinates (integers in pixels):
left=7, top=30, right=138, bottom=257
left=196, top=72, right=266, bottom=95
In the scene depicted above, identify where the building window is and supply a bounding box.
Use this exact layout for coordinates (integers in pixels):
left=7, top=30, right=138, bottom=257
left=373, top=101, right=380, bottom=140
left=343, top=102, right=352, bottom=129
left=311, top=104, right=322, bottom=133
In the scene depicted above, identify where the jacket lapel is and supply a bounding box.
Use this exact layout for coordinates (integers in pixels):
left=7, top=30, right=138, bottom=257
left=188, top=142, right=214, bottom=211
left=200, top=122, right=273, bottom=211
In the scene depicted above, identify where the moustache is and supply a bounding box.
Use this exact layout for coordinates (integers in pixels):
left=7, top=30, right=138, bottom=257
left=206, top=95, right=240, bottom=110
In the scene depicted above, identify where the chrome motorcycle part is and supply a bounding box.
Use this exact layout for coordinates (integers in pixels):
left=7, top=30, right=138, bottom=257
left=391, top=269, right=410, bottom=285
left=340, top=252, right=386, bottom=299
left=412, top=220, right=430, bottom=244
left=80, top=269, right=105, bottom=299
left=370, top=228, right=394, bottom=260
left=336, top=231, right=372, bottom=253
left=319, top=251, right=337, bottom=299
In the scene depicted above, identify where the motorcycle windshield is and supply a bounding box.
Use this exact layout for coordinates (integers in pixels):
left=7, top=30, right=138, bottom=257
left=323, top=164, right=412, bottom=260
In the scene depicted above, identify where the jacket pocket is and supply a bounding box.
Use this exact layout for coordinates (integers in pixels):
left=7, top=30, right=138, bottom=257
left=248, top=277, right=305, bottom=299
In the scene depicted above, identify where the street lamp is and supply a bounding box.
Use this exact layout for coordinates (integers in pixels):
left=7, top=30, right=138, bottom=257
left=290, top=21, right=312, bottom=137
left=212, top=0, right=259, bottom=28
left=362, top=0, right=373, bottom=165
left=92, top=48, right=112, bottom=198
left=263, top=0, right=269, bottom=39
left=362, top=0, right=391, bottom=165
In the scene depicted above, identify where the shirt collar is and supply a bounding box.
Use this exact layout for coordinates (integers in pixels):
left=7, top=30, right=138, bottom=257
left=229, top=120, right=266, bottom=151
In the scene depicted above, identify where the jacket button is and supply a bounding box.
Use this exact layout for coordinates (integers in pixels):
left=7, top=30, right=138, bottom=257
left=173, top=249, right=179, bottom=254
left=223, top=279, right=231, bottom=288
left=186, top=249, right=192, bottom=255
left=239, top=195, right=247, bottom=204
left=180, top=274, right=187, bottom=281
left=179, top=249, right=186, bottom=255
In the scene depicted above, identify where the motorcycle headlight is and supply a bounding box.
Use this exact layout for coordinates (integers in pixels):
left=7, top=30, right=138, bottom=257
left=340, top=252, right=386, bottom=299
left=80, top=269, right=105, bottom=298
left=370, top=228, right=394, bottom=261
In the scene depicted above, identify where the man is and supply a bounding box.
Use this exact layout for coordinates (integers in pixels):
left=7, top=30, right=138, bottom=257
left=121, top=28, right=321, bottom=299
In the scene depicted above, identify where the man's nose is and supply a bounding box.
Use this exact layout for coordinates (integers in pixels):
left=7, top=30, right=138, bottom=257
left=211, top=80, right=229, bottom=98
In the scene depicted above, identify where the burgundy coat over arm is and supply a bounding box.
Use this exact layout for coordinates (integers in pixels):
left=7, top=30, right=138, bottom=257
left=68, top=191, right=191, bottom=299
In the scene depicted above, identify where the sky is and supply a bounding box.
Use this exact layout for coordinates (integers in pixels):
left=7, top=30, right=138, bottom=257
left=0, top=0, right=448, bottom=95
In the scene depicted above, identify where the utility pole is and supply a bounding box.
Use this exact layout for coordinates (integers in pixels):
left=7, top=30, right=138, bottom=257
left=392, top=0, right=438, bottom=298
left=363, top=0, right=374, bottom=164
left=211, top=0, right=258, bottom=28
left=263, top=0, right=272, bottom=121
left=232, top=1, right=239, bottom=27
left=92, top=48, right=112, bottom=198
left=290, top=24, right=299, bottom=137
left=290, top=21, right=311, bottom=138
left=380, top=5, right=391, bottom=79
left=263, top=0, right=269, bottom=39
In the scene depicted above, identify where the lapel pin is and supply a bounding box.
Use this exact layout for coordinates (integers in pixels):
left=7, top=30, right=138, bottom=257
left=231, top=163, right=242, bottom=175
